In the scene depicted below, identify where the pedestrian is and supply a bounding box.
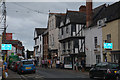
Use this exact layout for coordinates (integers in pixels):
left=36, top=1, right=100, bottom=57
left=81, top=58, right=85, bottom=72
left=45, top=59, right=48, bottom=68
left=75, top=60, right=79, bottom=72
left=34, top=59, right=37, bottom=66
left=56, top=59, right=60, bottom=68
left=50, top=60, right=52, bottom=68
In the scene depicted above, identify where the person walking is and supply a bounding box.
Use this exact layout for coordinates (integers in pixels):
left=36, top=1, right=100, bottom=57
left=81, top=58, right=85, bottom=72
left=75, top=60, right=79, bottom=72
left=50, top=60, right=52, bottom=68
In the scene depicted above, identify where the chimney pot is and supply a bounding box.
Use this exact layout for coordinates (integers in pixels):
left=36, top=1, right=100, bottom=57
left=79, top=5, right=86, bottom=13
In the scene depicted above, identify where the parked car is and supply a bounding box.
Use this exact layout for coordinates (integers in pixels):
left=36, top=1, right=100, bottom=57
left=17, top=60, right=36, bottom=74
left=89, top=62, right=119, bottom=80
left=10, top=61, right=16, bottom=70
left=115, top=70, right=120, bottom=80
left=14, top=61, right=20, bottom=72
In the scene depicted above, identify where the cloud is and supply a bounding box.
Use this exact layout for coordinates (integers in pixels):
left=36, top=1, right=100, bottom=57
left=5, top=2, right=113, bottom=51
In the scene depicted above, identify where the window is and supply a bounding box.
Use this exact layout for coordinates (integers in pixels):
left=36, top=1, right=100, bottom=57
left=68, top=41, right=70, bottom=49
left=35, top=40, right=37, bottom=45
left=94, top=37, right=97, bottom=48
left=40, top=45, right=41, bottom=53
left=96, top=55, right=101, bottom=64
left=40, top=36, right=41, bottom=41
left=66, top=27, right=69, bottom=33
left=63, top=43, right=66, bottom=52
left=61, top=28, right=63, bottom=35
left=107, top=34, right=111, bottom=43
left=72, top=24, right=76, bottom=32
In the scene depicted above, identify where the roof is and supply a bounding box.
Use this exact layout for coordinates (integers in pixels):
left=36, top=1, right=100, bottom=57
left=43, top=29, right=48, bottom=35
left=90, top=4, right=106, bottom=27
left=5, top=40, right=22, bottom=45
left=48, top=13, right=66, bottom=28
left=35, top=28, right=47, bottom=36
left=105, top=1, right=120, bottom=22
left=90, top=1, right=120, bottom=27
left=66, top=10, right=86, bottom=24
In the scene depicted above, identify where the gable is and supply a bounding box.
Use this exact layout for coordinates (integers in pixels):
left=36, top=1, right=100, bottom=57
left=66, top=18, right=70, bottom=24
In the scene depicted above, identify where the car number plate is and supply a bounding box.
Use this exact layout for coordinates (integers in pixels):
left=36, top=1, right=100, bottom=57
left=114, top=71, right=117, bottom=73
left=26, top=67, right=31, bottom=69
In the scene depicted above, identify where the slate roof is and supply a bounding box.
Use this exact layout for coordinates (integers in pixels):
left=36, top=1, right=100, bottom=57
left=90, top=1, right=120, bottom=27
left=90, top=4, right=106, bottom=27
left=35, top=28, right=47, bottom=36
left=105, top=1, right=120, bottom=22
left=66, top=10, right=86, bottom=24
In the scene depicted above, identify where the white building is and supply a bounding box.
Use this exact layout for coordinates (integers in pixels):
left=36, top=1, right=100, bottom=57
left=34, top=28, right=47, bottom=65
left=84, top=3, right=106, bottom=67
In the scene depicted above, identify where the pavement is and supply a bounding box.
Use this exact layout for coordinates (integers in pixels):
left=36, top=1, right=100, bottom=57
left=0, top=67, right=2, bottom=80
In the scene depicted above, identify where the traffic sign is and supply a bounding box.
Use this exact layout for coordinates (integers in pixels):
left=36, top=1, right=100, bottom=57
left=104, top=43, right=113, bottom=49
left=1, top=44, right=12, bottom=50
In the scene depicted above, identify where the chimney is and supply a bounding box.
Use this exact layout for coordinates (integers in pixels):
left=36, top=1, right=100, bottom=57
left=79, top=5, right=86, bottom=13
left=86, top=0, right=92, bottom=27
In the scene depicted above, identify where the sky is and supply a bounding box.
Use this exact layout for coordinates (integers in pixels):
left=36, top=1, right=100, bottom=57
left=4, top=2, right=114, bottom=51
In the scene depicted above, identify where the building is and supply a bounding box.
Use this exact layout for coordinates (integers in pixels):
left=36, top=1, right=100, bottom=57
left=102, top=1, right=120, bottom=63
left=43, top=29, right=49, bottom=60
left=84, top=2, right=107, bottom=67
left=26, top=49, right=34, bottom=59
left=48, top=13, right=65, bottom=67
left=34, top=28, right=47, bottom=65
left=59, top=8, right=86, bottom=69
left=6, top=40, right=24, bottom=56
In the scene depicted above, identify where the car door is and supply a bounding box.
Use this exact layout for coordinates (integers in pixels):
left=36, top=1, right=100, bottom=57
left=96, top=62, right=108, bottom=77
left=93, top=63, right=102, bottom=77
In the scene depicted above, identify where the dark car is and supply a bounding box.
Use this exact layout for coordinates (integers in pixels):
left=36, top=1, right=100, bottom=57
left=89, top=62, right=119, bottom=80
left=10, top=61, right=16, bottom=70
left=17, top=60, right=36, bottom=74
left=14, top=61, right=20, bottom=71
left=115, top=70, right=120, bottom=80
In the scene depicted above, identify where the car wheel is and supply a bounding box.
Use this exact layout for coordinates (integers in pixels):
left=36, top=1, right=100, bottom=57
left=103, top=74, right=107, bottom=80
left=89, top=73, right=94, bottom=79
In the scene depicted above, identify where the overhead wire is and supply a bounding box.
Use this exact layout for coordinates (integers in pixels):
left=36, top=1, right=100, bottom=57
left=12, top=2, right=48, bottom=15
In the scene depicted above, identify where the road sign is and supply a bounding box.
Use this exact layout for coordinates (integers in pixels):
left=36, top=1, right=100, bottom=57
left=104, top=43, right=113, bottom=49
left=1, top=44, right=12, bottom=50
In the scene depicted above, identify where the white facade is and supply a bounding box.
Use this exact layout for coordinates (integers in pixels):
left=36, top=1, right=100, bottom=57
left=34, top=30, right=43, bottom=65
left=84, top=26, right=103, bottom=67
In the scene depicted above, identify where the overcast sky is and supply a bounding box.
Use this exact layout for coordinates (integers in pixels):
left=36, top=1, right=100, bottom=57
left=5, top=2, right=113, bottom=51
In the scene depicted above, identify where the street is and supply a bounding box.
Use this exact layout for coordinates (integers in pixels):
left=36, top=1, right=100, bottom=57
left=6, top=67, right=104, bottom=80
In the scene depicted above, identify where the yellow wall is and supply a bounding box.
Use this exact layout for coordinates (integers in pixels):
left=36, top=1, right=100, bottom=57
left=102, top=19, right=120, bottom=62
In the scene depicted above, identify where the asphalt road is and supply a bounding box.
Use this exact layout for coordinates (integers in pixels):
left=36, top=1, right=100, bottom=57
left=6, top=67, right=103, bottom=80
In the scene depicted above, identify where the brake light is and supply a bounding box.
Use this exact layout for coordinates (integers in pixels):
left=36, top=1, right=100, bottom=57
left=107, top=69, right=111, bottom=74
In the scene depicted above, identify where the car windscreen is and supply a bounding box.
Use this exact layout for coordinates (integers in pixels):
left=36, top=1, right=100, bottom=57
left=22, top=61, right=33, bottom=65
left=96, top=62, right=108, bottom=68
left=109, top=63, right=119, bottom=69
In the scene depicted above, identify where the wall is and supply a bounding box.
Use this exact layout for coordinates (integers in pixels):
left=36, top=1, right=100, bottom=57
left=84, top=26, right=103, bottom=67
left=102, top=19, right=120, bottom=62
left=48, top=15, right=59, bottom=51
